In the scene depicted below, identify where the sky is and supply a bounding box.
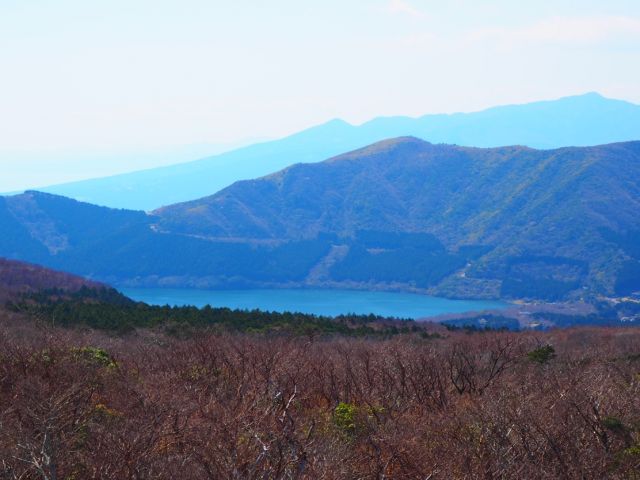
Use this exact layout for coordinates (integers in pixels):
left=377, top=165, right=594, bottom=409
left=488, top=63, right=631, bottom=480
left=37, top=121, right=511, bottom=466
left=1, top=0, right=640, bottom=191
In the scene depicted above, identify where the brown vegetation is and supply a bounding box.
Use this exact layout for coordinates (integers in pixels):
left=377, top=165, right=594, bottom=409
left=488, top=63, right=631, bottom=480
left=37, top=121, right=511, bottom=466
left=1, top=312, right=640, bottom=479
left=0, top=258, right=102, bottom=302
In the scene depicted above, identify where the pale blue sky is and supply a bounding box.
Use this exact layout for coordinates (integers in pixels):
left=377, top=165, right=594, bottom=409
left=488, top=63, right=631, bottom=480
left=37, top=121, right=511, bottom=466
left=1, top=0, right=640, bottom=190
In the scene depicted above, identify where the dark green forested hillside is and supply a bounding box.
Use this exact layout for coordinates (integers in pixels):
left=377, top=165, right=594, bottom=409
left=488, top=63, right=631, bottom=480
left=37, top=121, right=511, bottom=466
left=7, top=286, right=417, bottom=336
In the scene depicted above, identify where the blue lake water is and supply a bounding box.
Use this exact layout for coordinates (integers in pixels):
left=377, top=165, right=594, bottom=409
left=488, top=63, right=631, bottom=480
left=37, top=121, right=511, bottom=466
left=119, top=288, right=508, bottom=319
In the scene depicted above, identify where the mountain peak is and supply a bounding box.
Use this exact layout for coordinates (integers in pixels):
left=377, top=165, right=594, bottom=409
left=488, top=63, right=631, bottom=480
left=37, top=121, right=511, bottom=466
left=560, top=91, right=633, bottom=106
left=365, top=136, right=429, bottom=148
left=576, top=91, right=604, bottom=99
left=330, top=136, right=431, bottom=161
left=324, top=118, right=352, bottom=127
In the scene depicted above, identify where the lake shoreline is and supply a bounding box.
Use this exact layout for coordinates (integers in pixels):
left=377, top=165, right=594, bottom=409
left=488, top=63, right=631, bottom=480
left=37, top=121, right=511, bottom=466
left=119, top=286, right=509, bottom=320
left=110, top=277, right=504, bottom=301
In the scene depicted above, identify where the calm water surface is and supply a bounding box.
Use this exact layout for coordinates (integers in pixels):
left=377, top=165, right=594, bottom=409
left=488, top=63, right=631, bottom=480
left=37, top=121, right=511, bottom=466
left=120, top=288, right=507, bottom=319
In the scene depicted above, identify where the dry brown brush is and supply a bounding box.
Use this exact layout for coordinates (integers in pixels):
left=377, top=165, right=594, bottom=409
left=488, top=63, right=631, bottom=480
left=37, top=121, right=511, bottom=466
left=1, top=317, right=640, bottom=479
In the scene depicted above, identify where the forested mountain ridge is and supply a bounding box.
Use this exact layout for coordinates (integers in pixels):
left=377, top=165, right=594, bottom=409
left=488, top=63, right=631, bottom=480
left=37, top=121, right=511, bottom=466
left=157, top=138, right=640, bottom=240
left=27, top=92, right=640, bottom=211
left=155, top=138, right=640, bottom=298
left=1, top=139, right=639, bottom=301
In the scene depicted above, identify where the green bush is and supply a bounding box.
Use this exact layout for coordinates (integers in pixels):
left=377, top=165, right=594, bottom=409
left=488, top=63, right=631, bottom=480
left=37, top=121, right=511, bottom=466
left=527, top=345, right=556, bottom=364
left=72, top=346, right=117, bottom=369
left=623, top=444, right=640, bottom=457
left=334, top=402, right=358, bottom=435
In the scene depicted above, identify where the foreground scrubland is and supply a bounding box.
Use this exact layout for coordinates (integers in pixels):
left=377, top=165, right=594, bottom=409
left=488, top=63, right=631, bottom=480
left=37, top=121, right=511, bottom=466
left=1, top=312, right=640, bottom=479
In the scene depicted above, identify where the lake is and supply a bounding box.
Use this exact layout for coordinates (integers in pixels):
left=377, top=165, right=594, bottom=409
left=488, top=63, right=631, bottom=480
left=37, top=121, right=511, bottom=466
left=120, top=288, right=507, bottom=319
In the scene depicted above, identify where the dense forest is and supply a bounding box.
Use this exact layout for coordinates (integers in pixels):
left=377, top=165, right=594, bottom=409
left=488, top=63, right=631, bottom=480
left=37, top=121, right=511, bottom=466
left=7, top=286, right=418, bottom=337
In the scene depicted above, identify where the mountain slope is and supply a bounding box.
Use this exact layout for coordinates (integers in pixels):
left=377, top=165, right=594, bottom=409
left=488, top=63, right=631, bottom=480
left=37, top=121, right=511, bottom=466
left=0, top=257, right=104, bottom=303
left=1, top=139, right=639, bottom=301
left=0, top=191, right=336, bottom=290
left=155, top=138, right=640, bottom=242
left=155, top=138, right=640, bottom=298
left=27, top=92, right=640, bottom=211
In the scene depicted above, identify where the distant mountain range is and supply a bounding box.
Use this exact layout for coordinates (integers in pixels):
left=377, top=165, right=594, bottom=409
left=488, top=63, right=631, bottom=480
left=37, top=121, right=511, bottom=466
left=1, top=138, right=639, bottom=301
left=20, top=92, right=640, bottom=211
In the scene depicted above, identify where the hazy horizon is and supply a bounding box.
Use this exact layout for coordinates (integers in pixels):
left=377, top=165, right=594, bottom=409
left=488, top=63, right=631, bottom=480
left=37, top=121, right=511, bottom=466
left=2, top=0, right=639, bottom=190
left=3, top=91, right=639, bottom=193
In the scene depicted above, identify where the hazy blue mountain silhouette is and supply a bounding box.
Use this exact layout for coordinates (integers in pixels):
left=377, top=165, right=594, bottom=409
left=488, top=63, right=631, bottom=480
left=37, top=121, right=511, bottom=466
left=25, top=92, right=640, bottom=211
